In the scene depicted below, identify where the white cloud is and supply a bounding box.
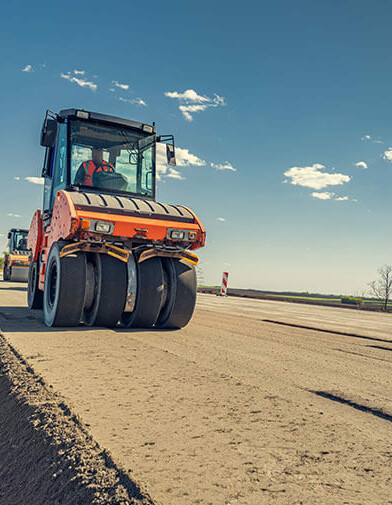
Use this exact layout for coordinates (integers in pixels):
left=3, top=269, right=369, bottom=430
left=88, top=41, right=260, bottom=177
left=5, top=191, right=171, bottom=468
left=355, top=161, right=368, bottom=169
left=383, top=148, right=392, bottom=161
left=311, top=192, right=335, bottom=200
left=165, top=88, right=226, bottom=120
left=211, top=161, right=236, bottom=172
left=61, top=71, right=97, bottom=91
left=166, top=168, right=185, bottom=180
left=165, top=89, right=210, bottom=103
left=336, top=196, right=349, bottom=201
left=179, top=105, right=208, bottom=121
left=361, top=135, right=371, bottom=140
left=373, top=139, right=384, bottom=144
left=22, top=65, right=33, bottom=72
left=14, top=176, right=44, bottom=185
left=156, top=144, right=205, bottom=180
left=112, top=80, right=130, bottom=90
left=176, top=147, right=206, bottom=167
left=7, top=213, right=21, bottom=218
left=284, top=163, right=351, bottom=190
left=217, top=217, right=226, bottom=222
left=74, top=69, right=85, bottom=75
left=25, top=177, right=44, bottom=185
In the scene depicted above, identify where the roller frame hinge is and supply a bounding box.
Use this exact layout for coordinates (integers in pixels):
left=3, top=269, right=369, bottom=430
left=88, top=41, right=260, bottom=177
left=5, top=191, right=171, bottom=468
left=59, top=241, right=130, bottom=262
left=138, top=249, right=199, bottom=265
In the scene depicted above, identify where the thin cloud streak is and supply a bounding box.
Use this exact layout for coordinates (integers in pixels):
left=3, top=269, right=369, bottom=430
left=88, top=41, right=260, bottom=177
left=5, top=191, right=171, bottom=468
left=112, top=80, right=130, bottom=90
left=165, top=88, right=226, bottom=120
left=61, top=71, right=97, bottom=91
left=211, top=161, right=236, bottom=172
left=25, top=177, right=44, bottom=185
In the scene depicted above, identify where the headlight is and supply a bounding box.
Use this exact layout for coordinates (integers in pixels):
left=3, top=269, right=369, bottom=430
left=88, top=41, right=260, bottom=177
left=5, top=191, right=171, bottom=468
left=167, top=229, right=197, bottom=241
left=170, top=230, right=185, bottom=240
left=95, top=222, right=112, bottom=233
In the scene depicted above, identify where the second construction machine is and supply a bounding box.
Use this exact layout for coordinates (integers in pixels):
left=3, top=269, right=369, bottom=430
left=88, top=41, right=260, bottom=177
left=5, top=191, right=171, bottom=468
left=27, top=108, right=205, bottom=328
left=3, top=229, right=30, bottom=282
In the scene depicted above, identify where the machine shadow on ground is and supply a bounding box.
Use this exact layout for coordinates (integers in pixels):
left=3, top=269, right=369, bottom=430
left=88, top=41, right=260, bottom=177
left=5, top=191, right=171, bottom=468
left=0, top=305, right=179, bottom=334
left=0, top=285, right=28, bottom=292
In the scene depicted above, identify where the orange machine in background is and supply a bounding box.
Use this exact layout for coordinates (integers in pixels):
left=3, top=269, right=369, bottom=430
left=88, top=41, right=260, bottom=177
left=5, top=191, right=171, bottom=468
left=3, top=229, right=30, bottom=282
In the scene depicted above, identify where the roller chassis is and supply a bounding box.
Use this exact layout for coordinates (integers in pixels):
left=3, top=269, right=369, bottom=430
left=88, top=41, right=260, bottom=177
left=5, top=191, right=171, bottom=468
left=28, top=234, right=198, bottom=329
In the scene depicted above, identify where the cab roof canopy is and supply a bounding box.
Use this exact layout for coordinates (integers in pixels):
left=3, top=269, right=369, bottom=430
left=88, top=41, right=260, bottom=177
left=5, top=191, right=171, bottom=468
left=58, top=109, right=156, bottom=134
left=10, top=228, right=29, bottom=233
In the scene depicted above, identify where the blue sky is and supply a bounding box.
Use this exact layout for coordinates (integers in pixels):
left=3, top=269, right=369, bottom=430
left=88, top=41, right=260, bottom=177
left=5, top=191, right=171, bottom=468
left=1, top=0, right=392, bottom=294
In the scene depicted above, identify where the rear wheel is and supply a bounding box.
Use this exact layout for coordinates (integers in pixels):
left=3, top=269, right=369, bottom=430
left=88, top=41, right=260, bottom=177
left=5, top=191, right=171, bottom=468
left=3, top=265, right=9, bottom=281
left=121, top=257, right=164, bottom=328
left=9, top=266, right=29, bottom=282
left=83, top=253, right=127, bottom=328
left=28, top=260, right=43, bottom=309
left=156, top=258, right=197, bottom=329
left=43, top=242, right=86, bottom=327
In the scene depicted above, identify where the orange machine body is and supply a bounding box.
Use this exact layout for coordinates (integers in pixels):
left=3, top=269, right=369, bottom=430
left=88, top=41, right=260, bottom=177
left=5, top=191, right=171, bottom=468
left=28, top=190, right=206, bottom=291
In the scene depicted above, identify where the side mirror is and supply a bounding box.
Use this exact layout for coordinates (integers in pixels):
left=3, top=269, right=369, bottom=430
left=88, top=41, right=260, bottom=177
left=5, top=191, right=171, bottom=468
left=7, top=232, right=11, bottom=239
left=166, top=144, right=176, bottom=166
left=40, top=118, right=58, bottom=147
left=157, top=135, right=176, bottom=167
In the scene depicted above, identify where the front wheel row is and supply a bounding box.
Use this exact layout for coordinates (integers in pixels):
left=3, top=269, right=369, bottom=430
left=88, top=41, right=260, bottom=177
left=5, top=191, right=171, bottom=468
left=28, top=242, right=197, bottom=329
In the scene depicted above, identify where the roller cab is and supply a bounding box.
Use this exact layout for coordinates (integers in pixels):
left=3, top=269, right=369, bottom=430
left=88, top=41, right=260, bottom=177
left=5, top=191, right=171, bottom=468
left=27, top=108, right=206, bottom=328
left=3, top=229, right=30, bottom=282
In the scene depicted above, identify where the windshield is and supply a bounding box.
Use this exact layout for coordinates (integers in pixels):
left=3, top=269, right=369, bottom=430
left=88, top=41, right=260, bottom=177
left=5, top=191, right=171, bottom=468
left=70, top=119, right=155, bottom=198
left=11, top=231, right=28, bottom=252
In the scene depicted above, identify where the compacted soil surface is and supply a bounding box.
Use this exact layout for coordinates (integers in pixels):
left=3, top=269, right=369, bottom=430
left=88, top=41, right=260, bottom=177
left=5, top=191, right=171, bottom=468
left=0, top=281, right=392, bottom=505
left=0, top=334, right=155, bottom=505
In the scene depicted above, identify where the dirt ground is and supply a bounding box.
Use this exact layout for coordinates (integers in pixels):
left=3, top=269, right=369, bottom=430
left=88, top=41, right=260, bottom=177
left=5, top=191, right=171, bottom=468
left=0, top=281, right=392, bottom=505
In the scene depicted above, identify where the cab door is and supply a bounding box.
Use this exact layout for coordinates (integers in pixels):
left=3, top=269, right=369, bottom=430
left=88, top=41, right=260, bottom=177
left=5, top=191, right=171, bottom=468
left=49, top=122, right=68, bottom=209
left=41, top=121, right=68, bottom=219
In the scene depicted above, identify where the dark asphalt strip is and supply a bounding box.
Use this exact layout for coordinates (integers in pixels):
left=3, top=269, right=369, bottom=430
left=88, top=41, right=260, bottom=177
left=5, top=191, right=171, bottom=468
left=262, top=319, right=392, bottom=344
left=309, top=390, right=392, bottom=424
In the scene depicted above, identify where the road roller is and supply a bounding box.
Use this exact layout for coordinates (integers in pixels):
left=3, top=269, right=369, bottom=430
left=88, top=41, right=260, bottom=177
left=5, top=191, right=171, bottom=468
left=3, top=229, right=30, bottom=282
left=27, top=108, right=206, bottom=328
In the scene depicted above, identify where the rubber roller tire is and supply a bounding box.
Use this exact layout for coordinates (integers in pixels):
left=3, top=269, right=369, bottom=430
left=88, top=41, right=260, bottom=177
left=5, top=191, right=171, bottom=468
left=83, top=254, right=127, bottom=328
left=28, top=260, right=43, bottom=309
left=156, top=258, right=197, bottom=329
left=121, top=257, right=164, bottom=329
left=43, top=242, right=86, bottom=327
left=9, top=266, right=29, bottom=283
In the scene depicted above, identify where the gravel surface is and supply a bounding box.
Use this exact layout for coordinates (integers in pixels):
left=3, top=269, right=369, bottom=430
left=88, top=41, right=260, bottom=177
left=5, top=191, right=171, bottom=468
left=0, top=282, right=391, bottom=505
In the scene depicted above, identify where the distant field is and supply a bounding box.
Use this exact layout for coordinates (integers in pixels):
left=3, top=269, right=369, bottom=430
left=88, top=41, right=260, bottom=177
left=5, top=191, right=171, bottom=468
left=198, top=286, right=392, bottom=312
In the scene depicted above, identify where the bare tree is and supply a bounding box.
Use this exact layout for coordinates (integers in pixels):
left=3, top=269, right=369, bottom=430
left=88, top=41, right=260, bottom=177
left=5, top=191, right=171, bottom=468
left=368, top=264, right=392, bottom=312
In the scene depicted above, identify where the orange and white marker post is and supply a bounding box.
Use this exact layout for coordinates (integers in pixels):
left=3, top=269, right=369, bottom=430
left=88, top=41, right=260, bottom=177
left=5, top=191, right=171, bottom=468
left=220, top=271, right=229, bottom=296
